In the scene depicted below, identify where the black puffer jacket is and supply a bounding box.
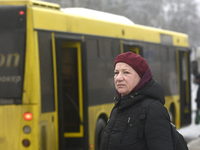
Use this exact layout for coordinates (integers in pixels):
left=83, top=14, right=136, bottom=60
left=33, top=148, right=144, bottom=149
left=100, top=79, right=173, bottom=150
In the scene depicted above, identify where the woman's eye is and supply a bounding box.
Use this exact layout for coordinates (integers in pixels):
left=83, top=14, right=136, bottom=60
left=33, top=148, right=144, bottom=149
left=114, top=72, right=119, bottom=75
left=124, top=71, right=129, bottom=74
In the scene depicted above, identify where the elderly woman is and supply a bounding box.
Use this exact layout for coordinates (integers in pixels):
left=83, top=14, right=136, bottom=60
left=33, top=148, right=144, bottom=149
left=100, top=52, right=173, bottom=150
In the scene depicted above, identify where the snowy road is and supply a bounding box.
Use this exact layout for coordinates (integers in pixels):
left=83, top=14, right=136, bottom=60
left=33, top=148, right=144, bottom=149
left=178, top=111, right=200, bottom=143
left=178, top=112, right=200, bottom=150
left=177, top=79, right=200, bottom=150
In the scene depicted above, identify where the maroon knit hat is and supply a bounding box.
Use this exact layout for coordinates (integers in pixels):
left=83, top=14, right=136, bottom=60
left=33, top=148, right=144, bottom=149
left=114, top=52, right=149, bottom=78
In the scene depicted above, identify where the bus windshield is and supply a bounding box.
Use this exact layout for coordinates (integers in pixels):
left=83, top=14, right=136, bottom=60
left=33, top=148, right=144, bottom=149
left=0, top=6, right=26, bottom=104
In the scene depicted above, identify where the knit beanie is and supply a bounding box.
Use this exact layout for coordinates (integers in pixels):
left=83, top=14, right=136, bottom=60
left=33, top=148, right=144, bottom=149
left=114, top=52, right=149, bottom=78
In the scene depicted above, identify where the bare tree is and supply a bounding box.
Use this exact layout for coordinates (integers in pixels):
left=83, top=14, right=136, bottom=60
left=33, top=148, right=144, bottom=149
left=162, top=0, right=200, bottom=47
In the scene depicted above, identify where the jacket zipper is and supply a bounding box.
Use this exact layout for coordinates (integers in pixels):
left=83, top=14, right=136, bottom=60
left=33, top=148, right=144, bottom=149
left=106, top=108, right=120, bottom=149
left=120, top=117, right=130, bottom=144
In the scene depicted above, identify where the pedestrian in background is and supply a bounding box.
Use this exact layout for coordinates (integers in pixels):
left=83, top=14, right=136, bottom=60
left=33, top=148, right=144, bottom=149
left=195, top=74, right=200, bottom=124
left=100, top=52, right=174, bottom=150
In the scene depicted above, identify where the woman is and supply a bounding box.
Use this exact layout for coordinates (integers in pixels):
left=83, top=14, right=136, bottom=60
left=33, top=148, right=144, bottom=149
left=195, top=74, right=200, bottom=110
left=100, top=52, right=173, bottom=150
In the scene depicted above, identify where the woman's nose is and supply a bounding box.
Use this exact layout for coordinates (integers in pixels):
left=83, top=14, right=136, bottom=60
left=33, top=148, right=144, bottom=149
left=116, top=72, right=123, bottom=80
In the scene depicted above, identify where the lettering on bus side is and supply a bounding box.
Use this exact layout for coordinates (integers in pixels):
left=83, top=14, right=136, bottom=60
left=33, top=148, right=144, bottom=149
left=0, top=76, right=21, bottom=84
left=0, top=53, right=20, bottom=67
left=0, top=53, right=21, bottom=84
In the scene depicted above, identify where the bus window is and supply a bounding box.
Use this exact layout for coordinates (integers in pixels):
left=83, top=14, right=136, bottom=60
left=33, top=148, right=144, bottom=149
left=38, top=31, right=55, bottom=113
left=62, top=47, right=80, bottom=133
left=98, top=39, right=112, bottom=59
left=0, top=6, right=26, bottom=104
left=182, top=56, right=187, bottom=81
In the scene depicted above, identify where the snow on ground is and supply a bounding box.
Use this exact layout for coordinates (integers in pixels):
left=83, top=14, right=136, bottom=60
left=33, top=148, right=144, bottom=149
left=178, top=111, right=200, bottom=142
left=178, top=76, right=200, bottom=144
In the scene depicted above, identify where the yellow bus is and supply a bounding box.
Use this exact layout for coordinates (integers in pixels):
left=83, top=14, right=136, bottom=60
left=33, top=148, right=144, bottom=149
left=0, top=0, right=191, bottom=149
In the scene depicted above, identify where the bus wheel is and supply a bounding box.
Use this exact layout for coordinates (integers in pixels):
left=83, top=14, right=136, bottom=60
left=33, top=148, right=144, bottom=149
left=95, top=118, right=106, bottom=150
left=169, top=104, right=175, bottom=123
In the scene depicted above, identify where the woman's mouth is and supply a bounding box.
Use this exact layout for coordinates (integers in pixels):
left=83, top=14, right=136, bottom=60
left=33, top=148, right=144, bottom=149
left=117, top=84, right=125, bottom=87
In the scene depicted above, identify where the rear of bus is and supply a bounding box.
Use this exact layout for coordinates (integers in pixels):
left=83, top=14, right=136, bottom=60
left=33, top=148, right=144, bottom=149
left=0, top=5, right=37, bottom=149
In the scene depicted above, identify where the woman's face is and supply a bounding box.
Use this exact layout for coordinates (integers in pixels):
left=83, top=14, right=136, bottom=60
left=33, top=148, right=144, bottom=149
left=114, top=62, right=141, bottom=97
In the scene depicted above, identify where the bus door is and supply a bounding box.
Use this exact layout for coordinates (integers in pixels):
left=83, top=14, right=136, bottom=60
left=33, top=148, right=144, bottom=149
left=177, top=50, right=191, bottom=126
left=55, top=39, right=86, bottom=150
left=122, top=40, right=143, bottom=55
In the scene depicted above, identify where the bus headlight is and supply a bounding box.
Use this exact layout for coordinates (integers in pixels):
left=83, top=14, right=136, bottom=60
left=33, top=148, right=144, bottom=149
left=23, top=125, right=31, bottom=134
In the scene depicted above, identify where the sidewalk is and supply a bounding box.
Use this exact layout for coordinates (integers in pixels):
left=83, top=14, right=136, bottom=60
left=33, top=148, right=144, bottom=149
left=188, top=137, right=200, bottom=150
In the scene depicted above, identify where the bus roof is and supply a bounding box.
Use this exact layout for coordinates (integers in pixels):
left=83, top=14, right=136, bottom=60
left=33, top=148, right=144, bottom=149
left=60, top=8, right=187, bottom=38
left=61, top=8, right=134, bottom=26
